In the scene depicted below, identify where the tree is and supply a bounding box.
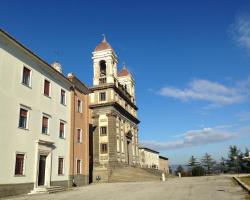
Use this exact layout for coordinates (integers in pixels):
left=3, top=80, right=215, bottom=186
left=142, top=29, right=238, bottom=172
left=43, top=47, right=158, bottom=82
left=176, top=165, right=184, bottom=176
left=188, top=155, right=199, bottom=168
left=219, top=156, right=228, bottom=173
left=201, top=153, right=216, bottom=174
left=240, top=148, right=250, bottom=173
left=192, top=166, right=205, bottom=176
left=227, top=145, right=241, bottom=173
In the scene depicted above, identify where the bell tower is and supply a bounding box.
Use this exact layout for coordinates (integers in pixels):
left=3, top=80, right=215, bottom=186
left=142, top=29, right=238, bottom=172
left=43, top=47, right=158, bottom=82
left=92, top=36, right=118, bottom=86
left=90, top=36, right=140, bottom=183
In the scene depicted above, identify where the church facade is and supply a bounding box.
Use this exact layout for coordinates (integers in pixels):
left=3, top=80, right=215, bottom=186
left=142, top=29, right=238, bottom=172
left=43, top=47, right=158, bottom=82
left=89, top=38, right=140, bottom=182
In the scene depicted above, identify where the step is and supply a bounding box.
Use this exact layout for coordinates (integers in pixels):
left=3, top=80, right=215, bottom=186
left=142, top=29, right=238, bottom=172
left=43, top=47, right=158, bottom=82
left=109, top=166, right=162, bottom=183
left=28, top=186, right=66, bottom=195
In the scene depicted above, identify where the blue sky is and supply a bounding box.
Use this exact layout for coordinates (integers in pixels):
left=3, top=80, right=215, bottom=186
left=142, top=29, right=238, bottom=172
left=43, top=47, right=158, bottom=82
left=1, top=0, right=250, bottom=165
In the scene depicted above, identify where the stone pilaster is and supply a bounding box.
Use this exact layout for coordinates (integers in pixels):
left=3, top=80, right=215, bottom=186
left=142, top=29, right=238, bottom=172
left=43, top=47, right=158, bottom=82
left=92, top=114, right=100, bottom=165
left=107, top=112, right=117, bottom=164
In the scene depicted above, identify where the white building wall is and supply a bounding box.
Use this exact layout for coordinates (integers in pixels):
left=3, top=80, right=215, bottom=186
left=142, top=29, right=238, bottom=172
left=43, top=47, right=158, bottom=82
left=0, top=33, right=71, bottom=185
left=139, top=148, right=159, bottom=169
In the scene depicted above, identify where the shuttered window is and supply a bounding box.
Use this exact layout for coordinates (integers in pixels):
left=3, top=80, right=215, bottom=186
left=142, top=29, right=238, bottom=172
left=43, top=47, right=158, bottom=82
left=60, top=90, right=66, bottom=105
left=59, top=122, right=65, bottom=138
left=44, top=80, right=50, bottom=96
left=19, top=108, right=28, bottom=128
left=22, top=67, right=31, bottom=86
left=15, top=154, right=25, bottom=175
left=58, top=157, right=64, bottom=175
left=42, top=116, right=48, bottom=134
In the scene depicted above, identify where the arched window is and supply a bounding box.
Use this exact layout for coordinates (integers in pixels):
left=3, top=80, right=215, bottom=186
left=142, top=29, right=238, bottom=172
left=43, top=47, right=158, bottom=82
left=99, top=60, right=106, bottom=77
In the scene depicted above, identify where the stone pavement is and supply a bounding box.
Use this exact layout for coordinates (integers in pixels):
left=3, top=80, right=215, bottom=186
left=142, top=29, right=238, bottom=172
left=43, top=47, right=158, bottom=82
left=2, top=175, right=248, bottom=200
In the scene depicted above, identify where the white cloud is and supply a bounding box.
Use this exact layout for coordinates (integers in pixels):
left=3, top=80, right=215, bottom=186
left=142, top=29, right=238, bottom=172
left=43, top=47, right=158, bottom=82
left=141, top=127, right=237, bottom=151
left=159, top=78, right=250, bottom=107
left=231, top=14, right=250, bottom=51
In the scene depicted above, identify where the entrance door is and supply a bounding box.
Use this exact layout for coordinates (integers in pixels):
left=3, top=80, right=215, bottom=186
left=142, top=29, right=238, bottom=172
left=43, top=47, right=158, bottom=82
left=127, top=141, right=130, bottom=165
left=38, top=155, right=46, bottom=186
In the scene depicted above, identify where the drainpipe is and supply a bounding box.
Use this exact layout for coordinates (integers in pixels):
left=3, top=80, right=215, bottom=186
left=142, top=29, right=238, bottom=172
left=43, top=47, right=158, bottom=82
left=72, top=86, right=77, bottom=187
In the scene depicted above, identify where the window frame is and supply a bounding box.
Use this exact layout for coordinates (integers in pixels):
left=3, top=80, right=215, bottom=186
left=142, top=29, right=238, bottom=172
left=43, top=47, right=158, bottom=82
left=60, top=89, right=66, bottom=105
left=18, top=106, right=30, bottom=130
left=21, top=66, right=32, bottom=88
left=76, top=159, right=82, bottom=174
left=14, top=152, right=26, bottom=176
left=100, top=143, right=108, bottom=154
left=77, top=98, right=82, bottom=113
left=100, top=126, right=107, bottom=136
left=41, top=114, right=50, bottom=135
left=99, top=92, right=106, bottom=102
left=76, top=128, right=82, bottom=143
left=59, top=121, right=66, bottom=139
left=43, top=79, right=51, bottom=97
left=58, top=157, right=64, bottom=175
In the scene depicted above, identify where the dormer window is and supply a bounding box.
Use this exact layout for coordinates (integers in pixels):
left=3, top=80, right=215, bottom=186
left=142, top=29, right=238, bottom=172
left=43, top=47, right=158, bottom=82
left=100, top=60, right=106, bottom=77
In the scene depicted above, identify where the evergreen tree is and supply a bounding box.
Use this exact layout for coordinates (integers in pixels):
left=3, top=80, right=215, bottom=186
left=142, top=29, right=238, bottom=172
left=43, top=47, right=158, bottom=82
left=240, top=148, right=250, bottom=173
left=188, top=155, right=198, bottom=168
left=227, top=145, right=241, bottom=173
left=201, top=153, right=216, bottom=174
left=192, top=165, right=205, bottom=176
left=219, top=156, right=227, bottom=173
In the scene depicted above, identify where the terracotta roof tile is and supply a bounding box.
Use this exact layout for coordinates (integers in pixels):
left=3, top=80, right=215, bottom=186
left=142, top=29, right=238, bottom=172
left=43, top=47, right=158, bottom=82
left=94, top=40, right=114, bottom=52
left=118, top=67, right=130, bottom=77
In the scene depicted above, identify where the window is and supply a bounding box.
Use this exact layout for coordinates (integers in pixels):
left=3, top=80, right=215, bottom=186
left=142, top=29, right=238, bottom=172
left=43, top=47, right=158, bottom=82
left=58, top=157, right=64, bottom=175
left=77, top=99, right=82, bottom=113
left=19, top=108, right=28, bottom=129
left=22, top=67, right=31, bottom=86
left=77, top=129, right=82, bottom=143
left=15, top=153, right=25, bottom=175
left=76, top=159, right=81, bottom=174
left=60, top=90, right=66, bottom=105
left=99, top=92, right=106, bottom=101
left=59, top=122, right=65, bottom=138
left=100, top=126, right=107, bottom=135
left=100, top=143, right=108, bottom=154
left=99, top=60, right=106, bottom=77
left=42, top=116, right=49, bottom=134
left=44, top=80, right=50, bottom=96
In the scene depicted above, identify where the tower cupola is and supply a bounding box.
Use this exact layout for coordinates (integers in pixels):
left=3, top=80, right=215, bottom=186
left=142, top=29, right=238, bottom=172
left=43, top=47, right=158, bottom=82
left=92, top=35, right=118, bottom=86
left=51, top=61, right=63, bottom=73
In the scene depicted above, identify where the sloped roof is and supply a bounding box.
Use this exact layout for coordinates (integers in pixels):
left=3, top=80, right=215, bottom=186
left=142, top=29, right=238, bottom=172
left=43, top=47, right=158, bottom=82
left=94, top=38, right=114, bottom=52
left=118, top=64, right=130, bottom=77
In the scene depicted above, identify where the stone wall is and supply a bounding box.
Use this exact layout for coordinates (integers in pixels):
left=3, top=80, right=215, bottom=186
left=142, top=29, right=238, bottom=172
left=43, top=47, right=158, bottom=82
left=68, top=175, right=89, bottom=187
left=0, top=183, right=33, bottom=198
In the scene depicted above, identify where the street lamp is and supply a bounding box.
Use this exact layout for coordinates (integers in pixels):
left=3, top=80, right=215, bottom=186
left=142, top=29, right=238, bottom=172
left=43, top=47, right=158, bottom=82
left=233, top=156, right=239, bottom=178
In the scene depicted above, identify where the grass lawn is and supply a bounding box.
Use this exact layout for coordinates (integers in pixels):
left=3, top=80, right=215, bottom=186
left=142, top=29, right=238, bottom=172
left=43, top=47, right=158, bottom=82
left=238, top=177, right=250, bottom=200
left=240, top=176, right=250, bottom=187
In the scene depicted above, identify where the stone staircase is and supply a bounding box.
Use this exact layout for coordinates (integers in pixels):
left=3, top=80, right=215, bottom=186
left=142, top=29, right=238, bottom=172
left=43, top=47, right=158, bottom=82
left=108, top=166, right=162, bottom=182
left=141, top=168, right=164, bottom=176
left=28, top=186, right=66, bottom=195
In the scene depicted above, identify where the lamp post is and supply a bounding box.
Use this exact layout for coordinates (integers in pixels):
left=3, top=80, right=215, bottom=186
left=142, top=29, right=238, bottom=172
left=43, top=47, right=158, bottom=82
left=233, top=156, right=239, bottom=178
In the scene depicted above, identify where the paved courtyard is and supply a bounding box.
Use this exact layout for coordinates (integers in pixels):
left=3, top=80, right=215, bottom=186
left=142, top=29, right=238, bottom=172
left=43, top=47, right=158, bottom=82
left=2, top=176, right=248, bottom=200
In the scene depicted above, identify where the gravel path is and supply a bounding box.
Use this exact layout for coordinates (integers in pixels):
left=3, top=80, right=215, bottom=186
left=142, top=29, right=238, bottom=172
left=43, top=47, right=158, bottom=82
left=2, top=175, right=248, bottom=200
